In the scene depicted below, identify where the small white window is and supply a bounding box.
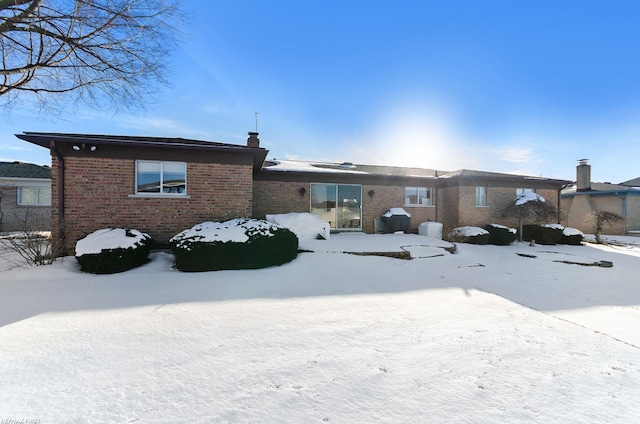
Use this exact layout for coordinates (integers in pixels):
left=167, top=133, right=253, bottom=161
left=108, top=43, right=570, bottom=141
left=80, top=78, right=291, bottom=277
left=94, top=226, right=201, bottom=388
left=404, top=187, right=433, bottom=207
left=18, top=187, right=51, bottom=206
left=516, top=188, right=535, bottom=196
left=136, top=161, right=186, bottom=194
left=475, top=186, right=487, bottom=206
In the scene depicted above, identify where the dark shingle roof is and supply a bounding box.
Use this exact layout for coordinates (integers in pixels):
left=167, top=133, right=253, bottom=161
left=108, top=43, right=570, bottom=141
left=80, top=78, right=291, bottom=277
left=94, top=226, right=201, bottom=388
left=16, top=132, right=257, bottom=150
left=0, top=161, right=51, bottom=179
left=621, top=177, right=640, bottom=187
left=15, top=132, right=269, bottom=171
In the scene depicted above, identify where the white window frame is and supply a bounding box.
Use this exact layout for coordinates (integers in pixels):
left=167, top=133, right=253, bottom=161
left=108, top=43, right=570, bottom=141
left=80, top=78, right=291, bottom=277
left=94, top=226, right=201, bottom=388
left=404, top=186, right=434, bottom=207
left=134, top=160, right=187, bottom=196
left=475, top=186, right=487, bottom=207
left=17, top=186, right=52, bottom=206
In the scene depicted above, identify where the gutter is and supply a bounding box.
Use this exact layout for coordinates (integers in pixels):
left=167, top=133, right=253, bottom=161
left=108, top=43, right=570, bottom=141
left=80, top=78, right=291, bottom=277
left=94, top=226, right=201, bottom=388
left=50, top=140, right=65, bottom=242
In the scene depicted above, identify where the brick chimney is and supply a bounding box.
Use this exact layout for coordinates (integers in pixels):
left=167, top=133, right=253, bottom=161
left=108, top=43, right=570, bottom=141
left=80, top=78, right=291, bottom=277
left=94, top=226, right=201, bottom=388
left=576, top=159, right=591, bottom=192
left=247, top=132, right=260, bottom=148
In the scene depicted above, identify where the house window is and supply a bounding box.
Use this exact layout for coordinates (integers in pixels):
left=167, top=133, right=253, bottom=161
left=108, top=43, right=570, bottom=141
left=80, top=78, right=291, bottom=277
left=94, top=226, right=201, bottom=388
left=475, top=186, right=487, bottom=206
left=516, top=188, right=535, bottom=196
left=18, top=187, right=51, bottom=206
left=405, top=187, right=433, bottom=207
left=310, top=183, right=362, bottom=229
left=136, top=161, right=186, bottom=194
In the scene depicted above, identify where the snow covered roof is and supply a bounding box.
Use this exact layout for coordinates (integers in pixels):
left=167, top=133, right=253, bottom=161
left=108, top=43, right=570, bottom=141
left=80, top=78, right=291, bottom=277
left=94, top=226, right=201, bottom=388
left=263, top=160, right=369, bottom=174
left=261, top=159, right=568, bottom=183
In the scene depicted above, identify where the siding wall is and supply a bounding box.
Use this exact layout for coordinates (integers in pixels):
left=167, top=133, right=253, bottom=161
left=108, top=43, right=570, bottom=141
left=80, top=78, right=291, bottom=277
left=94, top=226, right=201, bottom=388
left=562, top=193, right=640, bottom=234
left=0, top=185, right=51, bottom=232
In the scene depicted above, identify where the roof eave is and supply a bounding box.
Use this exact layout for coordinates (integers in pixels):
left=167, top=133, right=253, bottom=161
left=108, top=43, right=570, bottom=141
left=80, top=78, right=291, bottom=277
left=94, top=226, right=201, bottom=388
left=16, top=132, right=269, bottom=170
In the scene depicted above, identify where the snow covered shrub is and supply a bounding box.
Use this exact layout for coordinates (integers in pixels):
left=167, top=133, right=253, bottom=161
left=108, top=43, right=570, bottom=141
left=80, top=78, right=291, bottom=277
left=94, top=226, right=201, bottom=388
left=447, top=226, right=490, bottom=245
left=483, top=224, right=516, bottom=245
left=75, top=228, right=152, bottom=274
left=170, top=219, right=298, bottom=272
left=522, top=224, right=563, bottom=245
left=266, top=212, right=330, bottom=240
left=559, top=227, right=584, bottom=245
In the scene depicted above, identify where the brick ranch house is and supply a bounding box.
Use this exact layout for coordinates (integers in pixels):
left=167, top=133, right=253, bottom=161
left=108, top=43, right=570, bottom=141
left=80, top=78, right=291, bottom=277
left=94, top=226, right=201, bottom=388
left=16, top=132, right=570, bottom=251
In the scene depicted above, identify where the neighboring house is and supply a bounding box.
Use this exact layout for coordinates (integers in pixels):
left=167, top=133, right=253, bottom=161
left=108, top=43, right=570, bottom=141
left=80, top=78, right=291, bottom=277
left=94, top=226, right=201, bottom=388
left=561, top=160, right=640, bottom=235
left=16, top=131, right=569, bottom=250
left=0, top=161, right=52, bottom=232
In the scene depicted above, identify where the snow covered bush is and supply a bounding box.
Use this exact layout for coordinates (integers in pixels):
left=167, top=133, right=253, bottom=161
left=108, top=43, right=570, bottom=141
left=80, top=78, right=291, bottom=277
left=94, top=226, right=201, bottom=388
left=483, top=224, right=517, bottom=245
left=75, top=228, right=152, bottom=274
left=497, top=191, right=558, bottom=241
left=448, top=226, right=490, bottom=245
left=266, top=213, right=330, bottom=240
left=522, top=224, right=563, bottom=245
left=559, top=227, right=584, bottom=245
left=170, top=219, right=298, bottom=272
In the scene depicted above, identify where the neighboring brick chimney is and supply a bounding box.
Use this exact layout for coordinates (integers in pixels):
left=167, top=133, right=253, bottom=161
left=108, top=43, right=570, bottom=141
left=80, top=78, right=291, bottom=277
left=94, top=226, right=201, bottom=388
left=247, top=132, right=260, bottom=148
left=576, top=159, right=591, bottom=192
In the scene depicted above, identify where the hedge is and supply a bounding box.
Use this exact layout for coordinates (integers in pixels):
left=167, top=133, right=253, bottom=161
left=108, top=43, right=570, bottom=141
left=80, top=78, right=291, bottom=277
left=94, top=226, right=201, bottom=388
left=522, top=224, right=563, bottom=245
left=484, top=224, right=517, bottom=245
left=75, top=229, right=152, bottom=274
left=170, top=219, right=298, bottom=272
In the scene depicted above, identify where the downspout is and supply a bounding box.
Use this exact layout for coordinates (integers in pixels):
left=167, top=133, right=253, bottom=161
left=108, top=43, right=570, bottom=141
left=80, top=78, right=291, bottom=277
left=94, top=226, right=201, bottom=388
left=50, top=141, right=65, bottom=245
left=613, top=192, right=627, bottom=235
left=435, top=187, right=439, bottom=223
left=558, top=183, right=571, bottom=224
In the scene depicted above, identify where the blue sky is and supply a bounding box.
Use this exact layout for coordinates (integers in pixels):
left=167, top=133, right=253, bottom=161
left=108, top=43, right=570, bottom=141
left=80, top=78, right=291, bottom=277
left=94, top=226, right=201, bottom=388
left=3, top=0, right=640, bottom=183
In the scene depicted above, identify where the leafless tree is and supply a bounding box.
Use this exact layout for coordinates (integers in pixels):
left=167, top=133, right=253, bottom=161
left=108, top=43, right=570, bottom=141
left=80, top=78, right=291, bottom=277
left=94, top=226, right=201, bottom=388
left=587, top=210, right=625, bottom=244
left=497, top=196, right=558, bottom=242
left=1, top=0, right=184, bottom=111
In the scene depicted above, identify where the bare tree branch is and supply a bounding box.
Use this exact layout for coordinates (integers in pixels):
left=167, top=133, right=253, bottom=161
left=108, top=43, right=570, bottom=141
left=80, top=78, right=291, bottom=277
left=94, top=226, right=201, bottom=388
left=0, top=0, right=185, bottom=112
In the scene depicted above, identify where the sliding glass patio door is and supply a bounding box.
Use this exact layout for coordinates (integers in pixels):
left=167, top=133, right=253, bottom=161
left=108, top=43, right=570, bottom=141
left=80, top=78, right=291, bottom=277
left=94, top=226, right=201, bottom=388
left=310, top=183, right=362, bottom=230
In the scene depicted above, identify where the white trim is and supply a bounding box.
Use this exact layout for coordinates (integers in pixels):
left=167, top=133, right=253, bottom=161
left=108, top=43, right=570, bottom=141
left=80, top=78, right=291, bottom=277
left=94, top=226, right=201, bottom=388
left=128, top=194, right=191, bottom=199
left=0, top=177, right=51, bottom=187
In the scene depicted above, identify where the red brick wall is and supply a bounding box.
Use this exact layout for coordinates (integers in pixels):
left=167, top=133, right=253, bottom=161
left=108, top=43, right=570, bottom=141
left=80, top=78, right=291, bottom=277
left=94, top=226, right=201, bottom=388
left=439, top=186, right=460, bottom=234
left=55, top=156, right=253, bottom=250
left=253, top=180, right=437, bottom=233
left=253, top=180, right=310, bottom=219
left=454, top=186, right=561, bottom=229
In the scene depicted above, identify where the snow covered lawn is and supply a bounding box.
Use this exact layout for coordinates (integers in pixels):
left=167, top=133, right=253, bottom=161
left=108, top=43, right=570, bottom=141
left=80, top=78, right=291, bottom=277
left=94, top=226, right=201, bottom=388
left=1, top=234, right=639, bottom=423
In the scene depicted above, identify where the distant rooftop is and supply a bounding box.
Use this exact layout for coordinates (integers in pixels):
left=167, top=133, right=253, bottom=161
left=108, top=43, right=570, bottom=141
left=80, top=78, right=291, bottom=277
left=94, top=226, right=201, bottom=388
left=620, top=177, right=640, bottom=187
left=0, top=161, right=51, bottom=179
